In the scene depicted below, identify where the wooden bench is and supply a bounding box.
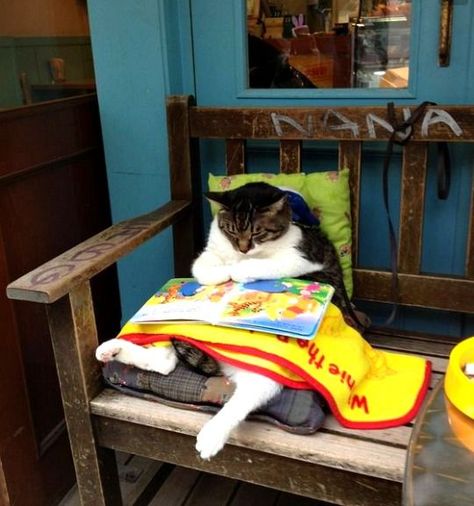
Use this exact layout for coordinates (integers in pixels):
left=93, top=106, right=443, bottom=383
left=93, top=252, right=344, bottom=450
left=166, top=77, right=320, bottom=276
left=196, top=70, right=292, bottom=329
left=7, top=96, right=474, bottom=506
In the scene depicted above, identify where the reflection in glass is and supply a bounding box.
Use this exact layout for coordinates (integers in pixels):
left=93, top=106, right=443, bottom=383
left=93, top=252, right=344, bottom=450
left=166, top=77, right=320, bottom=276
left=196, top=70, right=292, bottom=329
left=247, top=0, right=411, bottom=89
left=0, top=0, right=95, bottom=109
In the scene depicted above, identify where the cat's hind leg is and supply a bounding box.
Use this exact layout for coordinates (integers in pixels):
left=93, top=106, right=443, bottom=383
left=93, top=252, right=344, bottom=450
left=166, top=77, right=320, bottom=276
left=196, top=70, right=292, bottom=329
left=95, top=339, right=178, bottom=375
left=195, top=366, right=282, bottom=459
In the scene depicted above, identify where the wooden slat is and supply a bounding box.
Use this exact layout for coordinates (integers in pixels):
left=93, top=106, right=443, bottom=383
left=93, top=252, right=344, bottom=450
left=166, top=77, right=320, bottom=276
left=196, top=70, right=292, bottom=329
left=467, top=176, right=474, bottom=279
left=93, top=414, right=402, bottom=506
left=118, top=456, right=166, bottom=505
left=226, top=139, right=246, bottom=175
left=183, top=473, right=237, bottom=506
left=321, top=416, right=411, bottom=447
left=364, top=332, right=454, bottom=358
left=6, top=200, right=190, bottom=303
left=339, top=140, right=362, bottom=266
left=353, top=269, right=474, bottom=313
left=229, top=482, right=279, bottom=505
left=48, top=283, right=122, bottom=506
left=148, top=467, right=200, bottom=506
left=398, top=143, right=428, bottom=273
left=276, top=491, right=322, bottom=506
left=91, top=390, right=406, bottom=482
left=279, top=140, right=301, bottom=173
left=168, top=96, right=194, bottom=201
left=189, top=105, right=474, bottom=141
left=167, top=95, right=201, bottom=276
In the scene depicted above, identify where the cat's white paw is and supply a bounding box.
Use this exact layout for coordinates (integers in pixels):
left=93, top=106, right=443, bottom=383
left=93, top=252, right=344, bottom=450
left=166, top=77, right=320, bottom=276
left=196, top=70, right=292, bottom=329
left=230, top=261, right=257, bottom=283
left=95, top=340, right=122, bottom=362
left=195, top=418, right=230, bottom=460
left=194, top=265, right=231, bottom=286
left=95, top=340, right=177, bottom=375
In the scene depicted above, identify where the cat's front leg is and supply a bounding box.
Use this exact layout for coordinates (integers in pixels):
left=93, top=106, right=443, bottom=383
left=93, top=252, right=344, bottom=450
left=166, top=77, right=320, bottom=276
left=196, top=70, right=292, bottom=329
left=230, top=256, right=323, bottom=283
left=229, top=259, right=261, bottom=283
left=95, top=339, right=178, bottom=375
left=229, top=258, right=279, bottom=283
left=195, top=367, right=282, bottom=459
left=192, top=250, right=231, bottom=285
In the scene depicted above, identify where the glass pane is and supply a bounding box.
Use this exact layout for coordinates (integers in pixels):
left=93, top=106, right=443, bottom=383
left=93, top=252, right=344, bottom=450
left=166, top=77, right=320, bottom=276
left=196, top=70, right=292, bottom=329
left=0, top=0, right=95, bottom=109
left=247, top=0, right=411, bottom=89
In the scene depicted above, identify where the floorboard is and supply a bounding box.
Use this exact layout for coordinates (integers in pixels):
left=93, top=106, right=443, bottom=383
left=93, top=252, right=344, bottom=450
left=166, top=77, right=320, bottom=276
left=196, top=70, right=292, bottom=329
left=59, top=455, right=333, bottom=506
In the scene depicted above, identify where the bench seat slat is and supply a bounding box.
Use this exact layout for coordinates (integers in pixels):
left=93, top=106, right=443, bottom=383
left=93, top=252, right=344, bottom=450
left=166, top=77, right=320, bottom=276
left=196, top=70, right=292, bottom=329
left=91, top=389, right=406, bottom=482
left=321, top=417, right=411, bottom=447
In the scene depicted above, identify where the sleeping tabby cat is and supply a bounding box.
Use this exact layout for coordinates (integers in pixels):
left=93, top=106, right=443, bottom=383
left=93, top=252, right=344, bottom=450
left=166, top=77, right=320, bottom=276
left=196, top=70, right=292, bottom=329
left=96, top=182, right=357, bottom=459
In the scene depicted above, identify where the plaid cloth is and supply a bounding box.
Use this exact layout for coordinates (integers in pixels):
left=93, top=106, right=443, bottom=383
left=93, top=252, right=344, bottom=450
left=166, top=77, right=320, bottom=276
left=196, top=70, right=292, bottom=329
left=103, top=361, right=326, bottom=434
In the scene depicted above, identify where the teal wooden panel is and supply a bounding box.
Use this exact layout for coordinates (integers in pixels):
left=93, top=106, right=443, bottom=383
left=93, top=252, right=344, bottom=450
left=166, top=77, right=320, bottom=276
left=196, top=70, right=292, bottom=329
left=13, top=37, right=93, bottom=85
left=107, top=172, right=174, bottom=324
left=87, top=0, right=194, bottom=320
left=0, top=39, right=22, bottom=108
left=80, top=44, right=95, bottom=79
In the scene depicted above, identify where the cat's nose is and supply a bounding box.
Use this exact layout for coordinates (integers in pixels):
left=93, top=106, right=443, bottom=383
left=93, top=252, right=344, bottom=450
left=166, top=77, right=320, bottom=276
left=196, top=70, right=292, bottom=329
left=238, top=241, right=251, bottom=253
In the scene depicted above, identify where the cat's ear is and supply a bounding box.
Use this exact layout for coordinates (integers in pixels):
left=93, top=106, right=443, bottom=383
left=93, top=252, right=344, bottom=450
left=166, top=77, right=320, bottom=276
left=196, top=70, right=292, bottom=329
left=205, top=191, right=230, bottom=209
left=260, top=194, right=288, bottom=215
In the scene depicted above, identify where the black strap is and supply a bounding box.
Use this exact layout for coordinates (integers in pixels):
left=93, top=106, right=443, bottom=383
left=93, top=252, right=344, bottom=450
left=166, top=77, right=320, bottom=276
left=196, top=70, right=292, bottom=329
left=437, top=141, right=451, bottom=200
left=382, top=101, right=451, bottom=325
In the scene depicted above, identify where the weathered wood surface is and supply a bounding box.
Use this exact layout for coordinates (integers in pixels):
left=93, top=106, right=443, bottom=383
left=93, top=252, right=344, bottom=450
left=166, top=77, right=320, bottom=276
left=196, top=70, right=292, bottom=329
left=339, top=140, right=362, bottom=266
left=398, top=143, right=428, bottom=274
left=48, top=283, right=122, bottom=506
left=279, top=140, right=301, bottom=173
left=353, top=269, right=474, bottom=313
left=167, top=96, right=202, bottom=277
left=189, top=105, right=474, bottom=141
left=467, top=177, right=474, bottom=279
left=6, top=200, right=190, bottom=303
left=93, top=414, right=402, bottom=506
left=226, top=139, right=246, bottom=175
left=91, top=389, right=405, bottom=482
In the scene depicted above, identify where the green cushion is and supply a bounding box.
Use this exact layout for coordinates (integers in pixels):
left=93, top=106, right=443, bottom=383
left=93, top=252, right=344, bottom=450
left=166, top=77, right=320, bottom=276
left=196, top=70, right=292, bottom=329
left=302, top=169, right=352, bottom=297
left=207, top=171, right=353, bottom=297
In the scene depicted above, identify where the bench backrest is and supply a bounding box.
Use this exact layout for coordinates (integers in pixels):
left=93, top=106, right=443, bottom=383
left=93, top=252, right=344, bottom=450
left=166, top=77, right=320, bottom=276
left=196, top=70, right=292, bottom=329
left=167, top=96, right=474, bottom=316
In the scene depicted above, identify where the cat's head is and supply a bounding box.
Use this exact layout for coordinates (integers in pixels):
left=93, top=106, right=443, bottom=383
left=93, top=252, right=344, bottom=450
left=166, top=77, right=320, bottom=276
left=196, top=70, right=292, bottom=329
left=206, top=182, right=291, bottom=254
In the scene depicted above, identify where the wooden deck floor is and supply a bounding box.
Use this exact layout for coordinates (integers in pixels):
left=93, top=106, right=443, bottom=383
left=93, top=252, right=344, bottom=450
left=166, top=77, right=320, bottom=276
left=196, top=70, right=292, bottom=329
left=60, top=454, right=330, bottom=506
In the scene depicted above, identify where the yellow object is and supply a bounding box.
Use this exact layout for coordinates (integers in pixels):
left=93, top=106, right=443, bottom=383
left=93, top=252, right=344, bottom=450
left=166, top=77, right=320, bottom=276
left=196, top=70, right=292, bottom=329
left=445, top=336, right=474, bottom=420
left=118, top=304, right=431, bottom=429
left=445, top=399, right=474, bottom=452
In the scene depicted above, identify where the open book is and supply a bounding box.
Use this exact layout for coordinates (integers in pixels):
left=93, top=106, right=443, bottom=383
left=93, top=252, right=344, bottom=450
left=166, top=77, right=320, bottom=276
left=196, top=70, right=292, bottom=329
left=130, top=278, right=334, bottom=340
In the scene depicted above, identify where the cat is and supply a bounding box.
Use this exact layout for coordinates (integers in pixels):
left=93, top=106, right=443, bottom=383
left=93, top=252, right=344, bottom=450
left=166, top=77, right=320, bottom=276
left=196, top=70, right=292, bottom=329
left=96, top=182, right=355, bottom=459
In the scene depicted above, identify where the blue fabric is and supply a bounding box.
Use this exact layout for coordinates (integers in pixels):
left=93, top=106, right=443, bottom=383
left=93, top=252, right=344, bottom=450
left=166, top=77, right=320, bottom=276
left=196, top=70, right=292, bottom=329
left=284, top=190, right=319, bottom=226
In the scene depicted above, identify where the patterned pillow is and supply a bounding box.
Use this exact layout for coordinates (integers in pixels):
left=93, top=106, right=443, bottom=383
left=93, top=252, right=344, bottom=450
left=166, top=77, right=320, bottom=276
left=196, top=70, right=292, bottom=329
left=208, top=170, right=353, bottom=297
left=103, top=361, right=326, bottom=434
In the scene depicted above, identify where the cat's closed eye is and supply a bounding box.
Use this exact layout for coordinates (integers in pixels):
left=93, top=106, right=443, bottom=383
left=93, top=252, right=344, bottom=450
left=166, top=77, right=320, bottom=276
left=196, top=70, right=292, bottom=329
left=252, top=226, right=285, bottom=242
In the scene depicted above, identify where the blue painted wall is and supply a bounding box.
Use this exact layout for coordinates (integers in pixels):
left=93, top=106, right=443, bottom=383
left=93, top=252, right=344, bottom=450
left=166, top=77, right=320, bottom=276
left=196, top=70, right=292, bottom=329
left=87, top=0, right=194, bottom=322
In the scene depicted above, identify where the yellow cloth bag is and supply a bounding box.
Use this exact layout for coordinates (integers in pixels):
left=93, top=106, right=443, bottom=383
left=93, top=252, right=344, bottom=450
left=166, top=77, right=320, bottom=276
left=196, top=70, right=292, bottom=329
left=118, top=304, right=431, bottom=428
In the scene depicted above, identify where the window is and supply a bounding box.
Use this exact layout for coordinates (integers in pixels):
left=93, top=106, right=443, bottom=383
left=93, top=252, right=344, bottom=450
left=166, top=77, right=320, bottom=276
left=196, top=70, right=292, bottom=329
left=247, top=0, right=411, bottom=89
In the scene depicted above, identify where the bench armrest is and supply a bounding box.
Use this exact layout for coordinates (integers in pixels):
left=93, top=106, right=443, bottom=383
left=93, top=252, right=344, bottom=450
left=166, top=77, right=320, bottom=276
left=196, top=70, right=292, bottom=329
left=7, top=199, right=190, bottom=304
